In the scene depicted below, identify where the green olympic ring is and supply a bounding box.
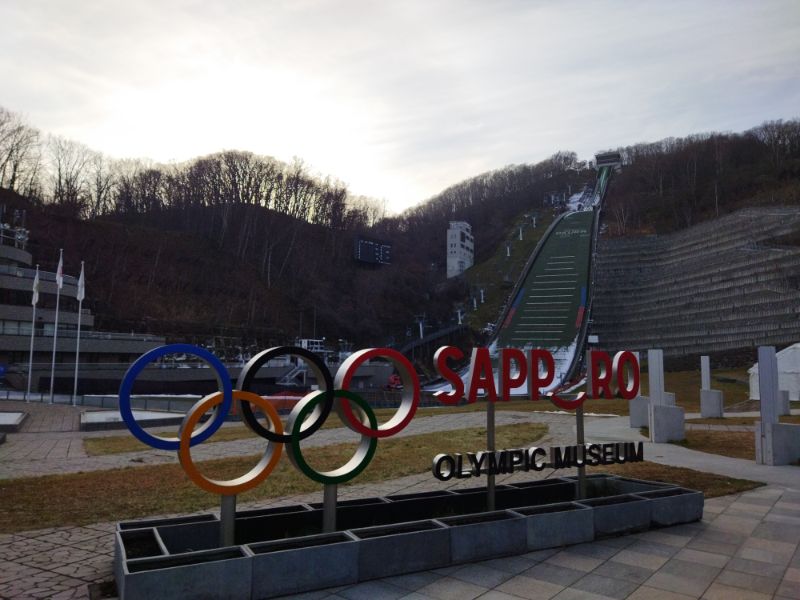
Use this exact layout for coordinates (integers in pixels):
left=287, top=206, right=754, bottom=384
left=286, top=389, right=379, bottom=485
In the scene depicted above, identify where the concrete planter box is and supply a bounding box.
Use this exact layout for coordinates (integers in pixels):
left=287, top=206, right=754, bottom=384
left=157, top=519, right=221, bottom=554
left=635, top=487, right=704, bottom=526
left=502, top=479, right=577, bottom=507
left=308, top=496, right=389, bottom=509
left=333, top=499, right=400, bottom=530
left=248, top=531, right=359, bottom=598
left=235, top=504, right=312, bottom=520
left=440, top=510, right=526, bottom=563
left=511, top=502, right=594, bottom=550
left=450, top=483, right=515, bottom=494
left=595, top=476, right=670, bottom=496
left=118, top=512, right=218, bottom=531
left=582, top=494, right=651, bottom=537
left=562, top=473, right=665, bottom=498
left=387, top=490, right=457, bottom=501
left=0, top=411, right=27, bottom=433
left=441, top=481, right=577, bottom=515
left=235, top=510, right=322, bottom=544
left=351, top=519, right=450, bottom=580
left=562, top=473, right=617, bottom=498
left=117, top=528, right=167, bottom=561
left=121, top=546, right=252, bottom=600
left=114, top=527, right=168, bottom=595
left=114, top=475, right=705, bottom=598
left=384, top=493, right=467, bottom=522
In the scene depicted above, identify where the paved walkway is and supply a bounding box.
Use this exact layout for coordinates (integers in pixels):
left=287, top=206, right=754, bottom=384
left=1, top=401, right=799, bottom=599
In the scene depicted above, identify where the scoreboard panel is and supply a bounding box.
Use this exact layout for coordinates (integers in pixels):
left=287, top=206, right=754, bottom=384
left=354, top=236, right=392, bottom=265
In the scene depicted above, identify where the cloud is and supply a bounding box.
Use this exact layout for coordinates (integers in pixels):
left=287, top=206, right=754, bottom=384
left=1, top=0, right=798, bottom=211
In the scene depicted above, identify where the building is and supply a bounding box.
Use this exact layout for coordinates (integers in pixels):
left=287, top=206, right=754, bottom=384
left=0, top=218, right=164, bottom=393
left=446, top=221, right=474, bottom=279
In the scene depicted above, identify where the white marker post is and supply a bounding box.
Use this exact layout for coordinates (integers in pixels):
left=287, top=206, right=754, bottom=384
left=757, top=346, right=779, bottom=465
left=701, top=356, right=711, bottom=391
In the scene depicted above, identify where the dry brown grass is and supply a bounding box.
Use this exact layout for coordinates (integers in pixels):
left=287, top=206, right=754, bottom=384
left=587, top=461, right=763, bottom=498
left=1, top=422, right=547, bottom=533
left=82, top=366, right=757, bottom=457
left=687, top=415, right=800, bottom=426
left=672, top=430, right=756, bottom=460
left=84, top=402, right=573, bottom=456
left=641, top=369, right=751, bottom=414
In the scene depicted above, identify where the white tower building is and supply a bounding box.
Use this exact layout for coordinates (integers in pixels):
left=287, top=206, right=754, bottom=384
left=446, top=221, right=474, bottom=279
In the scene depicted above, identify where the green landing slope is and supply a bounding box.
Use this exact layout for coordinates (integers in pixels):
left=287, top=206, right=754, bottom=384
left=495, top=209, right=594, bottom=351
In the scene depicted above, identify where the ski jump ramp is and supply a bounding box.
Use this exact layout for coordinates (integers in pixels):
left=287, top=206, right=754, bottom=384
left=425, top=162, right=616, bottom=397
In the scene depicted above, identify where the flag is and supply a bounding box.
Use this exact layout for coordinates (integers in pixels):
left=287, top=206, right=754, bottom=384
left=55, top=250, right=64, bottom=289
left=31, top=266, right=40, bottom=306
left=76, top=262, right=85, bottom=302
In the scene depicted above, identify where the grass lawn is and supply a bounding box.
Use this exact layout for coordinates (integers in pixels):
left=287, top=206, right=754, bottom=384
left=1, top=422, right=547, bottom=533
left=587, top=461, right=763, bottom=498
left=84, top=363, right=755, bottom=457
left=669, top=430, right=756, bottom=461
left=82, top=367, right=759, bottom=458
left=85, top=401, right=583, bottom=456
left=686, top=415, right=800, bottom=426
left=635, top=369, right=750, bottom=416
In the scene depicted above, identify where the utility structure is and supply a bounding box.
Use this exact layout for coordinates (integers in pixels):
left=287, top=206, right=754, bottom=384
left=446, top=221, right=474, bottom=279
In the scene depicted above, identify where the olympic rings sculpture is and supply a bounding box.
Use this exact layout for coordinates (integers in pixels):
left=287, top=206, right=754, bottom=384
left=119, top=344, right=419, bottom=496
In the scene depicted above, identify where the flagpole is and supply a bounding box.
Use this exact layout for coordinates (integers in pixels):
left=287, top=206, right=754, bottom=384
left=26, top=265, right=40, bottom=402
left=72, top=261, right=85, bottom=407
left=48, top=249, right=63, bottom=405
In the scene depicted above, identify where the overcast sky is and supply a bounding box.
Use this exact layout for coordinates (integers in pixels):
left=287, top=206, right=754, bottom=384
left=1, top=0, right=798, bottom=212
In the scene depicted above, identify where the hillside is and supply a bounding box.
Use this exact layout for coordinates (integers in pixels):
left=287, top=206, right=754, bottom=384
left=0, top=158, right=582, bottom=351
left=2, top=109, right=798, bottom=356
left=602, top=119, right=800, bottom=235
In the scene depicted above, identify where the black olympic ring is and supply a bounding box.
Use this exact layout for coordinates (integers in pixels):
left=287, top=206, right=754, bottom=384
left=236, top=346, right=335, bottom=444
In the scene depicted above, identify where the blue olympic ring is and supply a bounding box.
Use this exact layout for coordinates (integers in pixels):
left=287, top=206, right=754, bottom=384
left=118, top=343, right=233, bottom=450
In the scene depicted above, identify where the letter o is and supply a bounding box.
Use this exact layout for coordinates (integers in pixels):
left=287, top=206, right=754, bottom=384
left=432, top=454, right=455, bottom=481
left=613, top=351, right=640, bottom=399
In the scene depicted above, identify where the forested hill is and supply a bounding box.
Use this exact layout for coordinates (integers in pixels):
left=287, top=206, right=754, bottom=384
left=601, top=119, right=800, bottom=235
left=1, top=105, right=798, bottom=350
left=0, top=130, right=588, bottom=348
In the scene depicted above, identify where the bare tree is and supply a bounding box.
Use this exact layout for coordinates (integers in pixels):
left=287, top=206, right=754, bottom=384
left=47, top=135, right=91, bottom=215
left=87, top=151, right=116, bottom=217
left=752, top=119, right=799, bottom=169
left=0, top=107, right=41, bottom=193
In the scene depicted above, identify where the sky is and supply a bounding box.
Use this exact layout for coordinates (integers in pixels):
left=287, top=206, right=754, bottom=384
left=1, top=0, right=799, bottom=213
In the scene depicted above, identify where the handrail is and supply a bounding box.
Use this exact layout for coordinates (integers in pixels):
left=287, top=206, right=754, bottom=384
left=0, top=264, right=79, bottom=286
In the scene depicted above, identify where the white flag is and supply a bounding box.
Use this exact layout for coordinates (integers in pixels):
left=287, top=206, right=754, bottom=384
left=76, top=262, right=85, bottom=302
left=55, top=250, right=64, bottom=289
left=32, top=266, right=40, bottom=306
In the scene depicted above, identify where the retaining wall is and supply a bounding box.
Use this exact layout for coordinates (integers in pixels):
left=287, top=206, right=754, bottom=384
left=592, top=208, right=800, bottom=358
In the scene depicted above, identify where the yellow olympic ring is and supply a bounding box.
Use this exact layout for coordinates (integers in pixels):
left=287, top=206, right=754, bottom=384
left=178, top=390, right=284, bottom=495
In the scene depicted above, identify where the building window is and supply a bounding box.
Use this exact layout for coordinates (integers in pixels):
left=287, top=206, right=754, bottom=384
left=2, top=320, right=19, bottom=335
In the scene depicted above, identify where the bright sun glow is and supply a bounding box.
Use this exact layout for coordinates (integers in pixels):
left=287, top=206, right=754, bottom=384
left=1, top=0, right=798, bottom=212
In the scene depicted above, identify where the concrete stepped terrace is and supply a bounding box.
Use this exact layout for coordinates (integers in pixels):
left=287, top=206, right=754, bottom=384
left=591, top=207, right=800, bottom=359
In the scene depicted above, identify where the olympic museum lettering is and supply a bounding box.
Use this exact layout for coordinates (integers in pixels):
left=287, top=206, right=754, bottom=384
left=432, top=442, right=645, bottom=480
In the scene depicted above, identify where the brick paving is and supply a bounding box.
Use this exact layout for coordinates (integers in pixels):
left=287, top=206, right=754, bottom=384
left=1, top=399, right=799, bottom=599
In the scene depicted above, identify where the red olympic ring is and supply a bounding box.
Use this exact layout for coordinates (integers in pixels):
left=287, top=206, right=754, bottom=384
left=334, top=348, right=420, bottom=438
